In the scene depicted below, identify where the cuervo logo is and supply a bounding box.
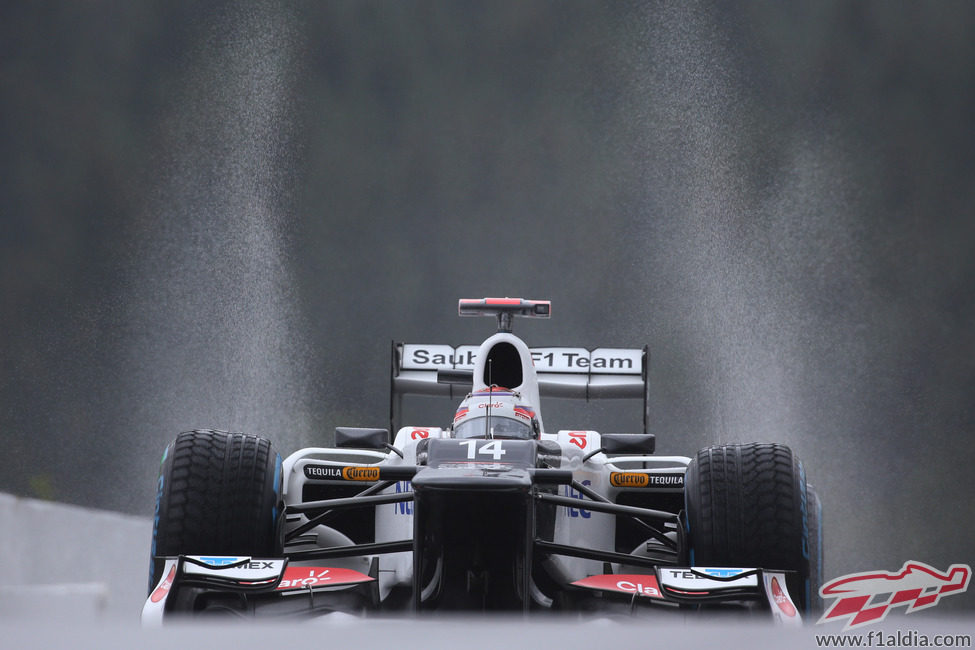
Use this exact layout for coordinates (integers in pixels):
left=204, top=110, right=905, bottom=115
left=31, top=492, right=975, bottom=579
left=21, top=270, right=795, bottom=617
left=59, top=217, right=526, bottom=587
left=610, top=472, right=684, bottom=488
left=342, top=466, right=380, bottom=481
left=610, top=472, right=649, bottom=488
left=304, top=465, right=380, bottom=481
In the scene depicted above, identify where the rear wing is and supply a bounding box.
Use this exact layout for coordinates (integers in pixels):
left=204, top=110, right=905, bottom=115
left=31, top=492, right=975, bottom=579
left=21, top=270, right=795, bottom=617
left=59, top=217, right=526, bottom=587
left=389, top=342, right=649, bottom=433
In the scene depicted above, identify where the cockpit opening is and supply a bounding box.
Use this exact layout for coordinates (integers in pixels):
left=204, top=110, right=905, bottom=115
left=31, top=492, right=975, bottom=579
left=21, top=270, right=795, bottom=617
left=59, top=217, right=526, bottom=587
left=482, top=342, right=523, bottom=388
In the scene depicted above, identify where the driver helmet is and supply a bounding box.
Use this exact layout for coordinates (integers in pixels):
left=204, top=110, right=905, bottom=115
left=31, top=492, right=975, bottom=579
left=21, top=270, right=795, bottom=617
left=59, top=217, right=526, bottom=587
left=452, top=387, right=538, bottom=440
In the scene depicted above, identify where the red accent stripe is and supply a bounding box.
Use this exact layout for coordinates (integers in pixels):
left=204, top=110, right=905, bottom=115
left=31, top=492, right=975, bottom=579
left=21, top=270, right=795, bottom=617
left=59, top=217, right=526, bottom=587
left=150, top=565, right=176, bottom=603
left=664, top=588, right=709, bottom=596
left=851, top=605, right=888, bottom=626
left=890, top=588, right=922, bottom=604
left=914, top=594, right=938, bottom=607
left=514, top=407, right=534, bottom=420
left=484, top=298, right=522, bottom=305
left=826, top=595, right=871, bottom=618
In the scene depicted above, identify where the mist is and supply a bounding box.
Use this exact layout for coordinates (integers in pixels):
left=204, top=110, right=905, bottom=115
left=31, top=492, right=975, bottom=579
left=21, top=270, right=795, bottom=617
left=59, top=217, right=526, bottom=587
left=2, top=1, right=972, bottom=612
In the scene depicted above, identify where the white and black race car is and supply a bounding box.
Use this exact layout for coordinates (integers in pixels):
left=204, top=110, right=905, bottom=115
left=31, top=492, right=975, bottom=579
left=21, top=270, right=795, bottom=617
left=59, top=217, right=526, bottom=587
left=144, top=298, right=822, bottom=624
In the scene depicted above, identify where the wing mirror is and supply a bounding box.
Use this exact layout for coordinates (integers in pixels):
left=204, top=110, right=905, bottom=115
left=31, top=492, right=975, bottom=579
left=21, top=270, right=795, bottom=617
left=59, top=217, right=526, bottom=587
left=335, top=427, right=390, bottom=449
left=583, top=433, right=656, bottom=461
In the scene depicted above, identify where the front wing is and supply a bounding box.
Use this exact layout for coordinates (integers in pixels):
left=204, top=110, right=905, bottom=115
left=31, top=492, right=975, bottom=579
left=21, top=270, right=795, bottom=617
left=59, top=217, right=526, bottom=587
left=143, top=555, right=802, bottom=625
left=572, top=567, right=802, bottom=625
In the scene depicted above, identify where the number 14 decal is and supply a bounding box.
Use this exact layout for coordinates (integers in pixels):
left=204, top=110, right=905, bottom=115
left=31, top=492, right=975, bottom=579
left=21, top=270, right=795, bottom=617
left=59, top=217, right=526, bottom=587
left=458, top=439, right=507, bottom=460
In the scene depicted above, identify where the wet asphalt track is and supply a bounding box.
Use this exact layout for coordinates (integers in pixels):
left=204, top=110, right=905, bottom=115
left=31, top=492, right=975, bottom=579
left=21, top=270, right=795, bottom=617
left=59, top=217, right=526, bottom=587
left=3, top=609, right=972, bottom=650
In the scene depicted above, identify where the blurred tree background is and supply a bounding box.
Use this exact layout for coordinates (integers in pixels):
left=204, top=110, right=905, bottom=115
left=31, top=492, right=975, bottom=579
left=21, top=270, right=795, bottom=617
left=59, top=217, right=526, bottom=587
left=2, top=1, right=973, bottom=604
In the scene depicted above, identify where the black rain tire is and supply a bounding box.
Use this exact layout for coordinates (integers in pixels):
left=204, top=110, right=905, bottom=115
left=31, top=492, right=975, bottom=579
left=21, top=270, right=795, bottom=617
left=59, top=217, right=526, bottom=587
left=684, top=442, right=812, bottom=612
left=149, top=430, right=282, bottom=594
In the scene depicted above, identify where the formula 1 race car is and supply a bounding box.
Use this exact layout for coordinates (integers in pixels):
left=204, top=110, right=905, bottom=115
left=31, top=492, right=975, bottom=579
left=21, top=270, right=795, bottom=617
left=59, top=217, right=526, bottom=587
left=144, top=298, right=822, bottom=624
